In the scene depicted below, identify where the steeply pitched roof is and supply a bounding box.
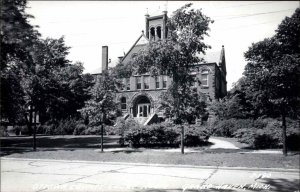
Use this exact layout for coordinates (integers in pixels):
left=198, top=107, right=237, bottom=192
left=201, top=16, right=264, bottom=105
left=122, top=33, right=149, bottom=63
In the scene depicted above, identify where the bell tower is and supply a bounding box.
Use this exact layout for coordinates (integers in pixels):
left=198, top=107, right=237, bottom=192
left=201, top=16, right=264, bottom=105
left=145, top=10, right=168, bottom=41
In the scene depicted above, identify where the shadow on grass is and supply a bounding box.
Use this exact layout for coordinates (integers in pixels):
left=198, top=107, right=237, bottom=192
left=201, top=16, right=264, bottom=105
left=0, top=147, right=79, bottom=156
left=0, top=135, right=121, bottom=156
left=111, top=149, right=142, bottom=154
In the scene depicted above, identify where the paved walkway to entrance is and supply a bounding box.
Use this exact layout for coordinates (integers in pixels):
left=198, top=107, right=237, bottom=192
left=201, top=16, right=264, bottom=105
left=209, top=137, right=240, bottom=149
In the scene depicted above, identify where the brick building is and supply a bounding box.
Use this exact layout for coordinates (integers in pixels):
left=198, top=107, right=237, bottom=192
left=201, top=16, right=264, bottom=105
left=93, top=11, right=227, bottom=125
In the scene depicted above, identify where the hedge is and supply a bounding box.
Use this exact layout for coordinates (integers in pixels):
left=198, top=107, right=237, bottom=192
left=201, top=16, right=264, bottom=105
left=232, top=118, right=299, bottom=150
left=123, top=122, right=210, bottom=147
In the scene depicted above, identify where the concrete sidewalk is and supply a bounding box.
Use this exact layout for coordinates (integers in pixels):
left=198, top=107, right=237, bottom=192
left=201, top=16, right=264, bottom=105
left=1, top=157, right=299, bottom=192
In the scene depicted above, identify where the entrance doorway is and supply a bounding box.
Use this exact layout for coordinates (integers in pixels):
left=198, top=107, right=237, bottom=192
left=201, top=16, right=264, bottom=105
left=133, top=95, right=151, bottom=118
left=138, top=104, right=151, bottom=117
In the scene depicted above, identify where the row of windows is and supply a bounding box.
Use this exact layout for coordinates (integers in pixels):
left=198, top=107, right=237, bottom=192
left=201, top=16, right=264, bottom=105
left=123, top=76, right=167, bottom=91
left=123, top=70, right=209, bottom=91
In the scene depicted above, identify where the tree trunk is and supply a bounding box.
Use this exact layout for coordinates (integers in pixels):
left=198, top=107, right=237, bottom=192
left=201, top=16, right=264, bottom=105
left=101, top=123, right=104, bottom=153
left=100, top=113, right=105, bottom=153
left=282, top=113, right=287, bottom=156
left=33, top=110, right=37, bottom=151
left=181, top=124, right=184, bottom=154
left=173, top=72, right=185, bottom=154
left=27, top=107, right=33, bottom=136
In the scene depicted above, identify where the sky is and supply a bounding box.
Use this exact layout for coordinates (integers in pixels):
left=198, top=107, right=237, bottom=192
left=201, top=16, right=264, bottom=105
left=26, top=1, right=299, bottom=89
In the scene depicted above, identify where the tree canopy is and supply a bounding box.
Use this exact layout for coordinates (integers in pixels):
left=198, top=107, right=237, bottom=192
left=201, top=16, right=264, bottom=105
left=239, top=8, right=300, bottom=155
left=1, top=0, right=94, bottom=127
left=131, top=3, right=213, bottom=125
left=79, top=69, right=121, bottom=126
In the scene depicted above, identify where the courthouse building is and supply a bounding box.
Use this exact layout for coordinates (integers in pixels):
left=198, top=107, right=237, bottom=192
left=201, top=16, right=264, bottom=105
left=92, top=11, right=227, bottom=125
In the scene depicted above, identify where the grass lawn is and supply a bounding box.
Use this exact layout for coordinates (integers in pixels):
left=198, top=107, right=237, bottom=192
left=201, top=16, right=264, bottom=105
left=1, top=135, right=299, bottom=169
left=2, top=148, right=299, bottom=169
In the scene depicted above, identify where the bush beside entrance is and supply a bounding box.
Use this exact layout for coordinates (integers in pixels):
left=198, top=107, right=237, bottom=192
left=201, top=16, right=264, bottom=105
left=122, top=122, right=210, bottom=147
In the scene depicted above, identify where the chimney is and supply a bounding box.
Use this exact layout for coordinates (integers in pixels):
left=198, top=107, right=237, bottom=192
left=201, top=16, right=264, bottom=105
left=102, top=46, right=108, bottom=72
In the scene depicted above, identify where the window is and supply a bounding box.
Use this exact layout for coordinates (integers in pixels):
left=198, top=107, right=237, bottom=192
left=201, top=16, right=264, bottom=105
left=155, top=76, right=160, bottom=89
left=121, top=97, right=126, bottom=110
left=126, top=78, right=130, bottom=90
left=150, top=27, right=155, bottom=41
left=201, top=70, right=209, bottom=87
left=162, top=76, right=167, bottom=88
left=136, top=76, right=141, bottom=90
left=156, top=26, right=161, bottom=39
left=144, top=76, right=149, bottom=90
left=123, top=78, right=130, bottom=91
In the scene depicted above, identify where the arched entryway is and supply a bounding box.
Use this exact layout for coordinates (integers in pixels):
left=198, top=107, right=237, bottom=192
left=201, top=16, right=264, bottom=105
left=132, top=95, right=152, bottom=118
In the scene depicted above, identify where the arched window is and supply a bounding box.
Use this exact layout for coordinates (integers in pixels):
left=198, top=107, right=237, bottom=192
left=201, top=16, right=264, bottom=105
left=150, top=27, right=155, bottom=41
left=201, top=69, right=209, bottom=87
left=121, top=97, right=127, bottom=110
left=156, top=26, right=161, bottom=39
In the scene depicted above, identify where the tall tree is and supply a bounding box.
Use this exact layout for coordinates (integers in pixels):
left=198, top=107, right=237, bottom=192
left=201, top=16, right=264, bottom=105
left=244, top=8, right=300, bottom=156
left=131, top=4, right=213, bottom=153
left=0, top=0, right=40, bottom=124
left=79, top=69, right=121, bottom=152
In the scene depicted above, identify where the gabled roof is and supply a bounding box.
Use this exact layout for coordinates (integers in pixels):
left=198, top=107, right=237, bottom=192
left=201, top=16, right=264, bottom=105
left=122, top=33, right=149, bottom=63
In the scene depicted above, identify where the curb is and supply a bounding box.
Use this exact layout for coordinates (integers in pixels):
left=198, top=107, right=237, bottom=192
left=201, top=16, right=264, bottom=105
left=1, top=157, right=299, bottom=173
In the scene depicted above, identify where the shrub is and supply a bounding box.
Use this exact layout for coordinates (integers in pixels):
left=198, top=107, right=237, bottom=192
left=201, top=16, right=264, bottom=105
left=105, top=125, right=115, bottom=135
left=39, top=124, right=56, bottom=135
left=12, top=125, right=29, bottom=135
left=73, top=124, right=88, bottom=135
left=253, top=129, right=280, bottom=149
left=114, top=118, right=139, bottom=136
left=83, top=126, right=102, bottom=135
left=123, top=122, right=210, bottom=147
left=287, top=132, right=300, bottom=151
left=0, top=126, right=8, bottom=137
left=184, top=124, right=210, bottom=146
left=212, top=118, right=269, bottom=137
left=124, top=122, right=177, bottom=147
left=233, top=118, right=299, bottom=149
left=211, top=119, right=238, bottom=137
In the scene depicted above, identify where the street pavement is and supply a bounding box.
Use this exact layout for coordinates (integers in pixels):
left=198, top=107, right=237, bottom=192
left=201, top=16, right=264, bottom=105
left=1, top=157, right=299, bottom=192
